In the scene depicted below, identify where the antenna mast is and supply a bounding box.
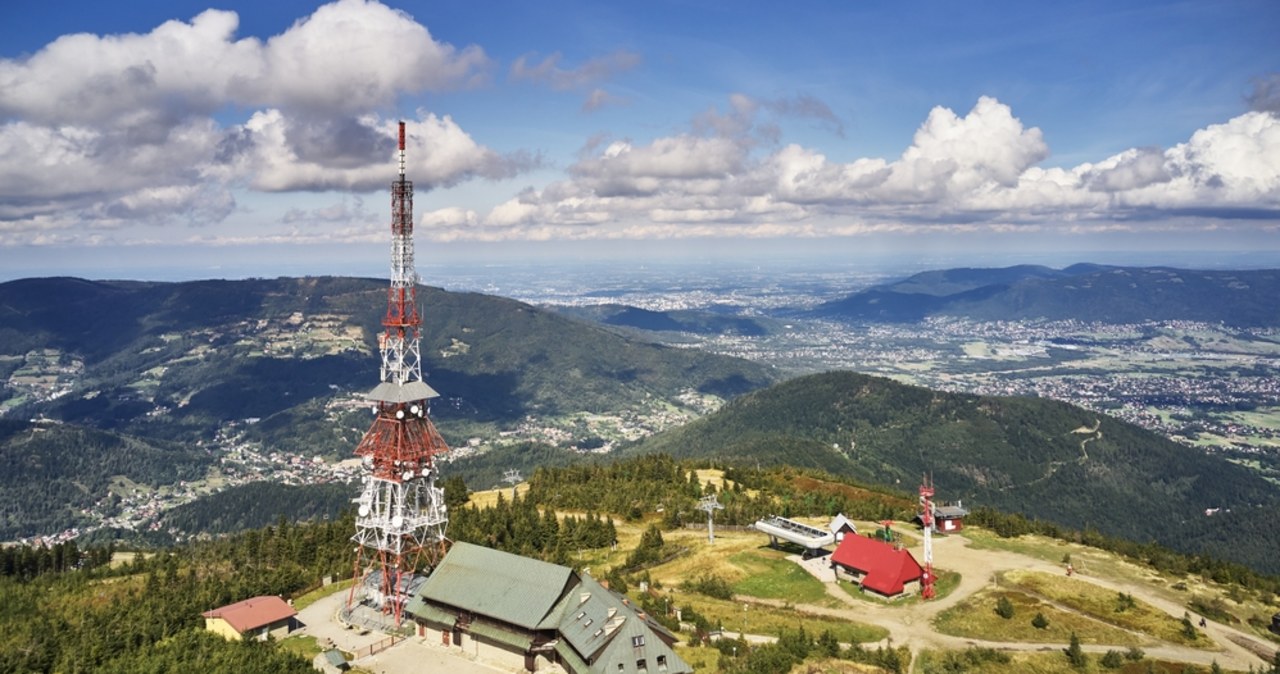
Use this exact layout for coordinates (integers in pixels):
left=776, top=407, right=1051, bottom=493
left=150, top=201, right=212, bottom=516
left=919, top=474, right=936, bottom=600
left=348, top=121, right=451, bottom=626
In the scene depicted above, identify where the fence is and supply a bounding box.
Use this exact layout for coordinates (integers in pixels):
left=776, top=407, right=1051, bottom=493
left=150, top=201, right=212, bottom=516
left=352, top=634, right=403, bottom=659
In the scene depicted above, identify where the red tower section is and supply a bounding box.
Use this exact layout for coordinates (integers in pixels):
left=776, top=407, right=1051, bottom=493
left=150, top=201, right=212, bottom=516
left=919, top=476, right=936, bottom=600
left=348, top=122, right=451, bottom=626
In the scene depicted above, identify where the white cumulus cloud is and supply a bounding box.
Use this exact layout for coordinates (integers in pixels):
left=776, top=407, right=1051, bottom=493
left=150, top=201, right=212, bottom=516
left=0, top=0, right=517, bottom=245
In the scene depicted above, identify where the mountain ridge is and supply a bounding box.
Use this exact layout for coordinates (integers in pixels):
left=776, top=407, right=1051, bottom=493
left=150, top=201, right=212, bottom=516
left=812, top=264, right=1280, bottom=325
left=627, top=370, right=1280, bottom=573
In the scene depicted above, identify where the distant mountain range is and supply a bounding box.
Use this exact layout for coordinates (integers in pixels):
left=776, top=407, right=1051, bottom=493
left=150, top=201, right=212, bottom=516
left=0, top=276, right=776, bottom=540
left=550, top=303, right=777, bottom=336
left=811, top=264, right=1280, bottom=325
left=629, top=370, right=1280, bottom=573
left=0, top=276, right=774, bottom=431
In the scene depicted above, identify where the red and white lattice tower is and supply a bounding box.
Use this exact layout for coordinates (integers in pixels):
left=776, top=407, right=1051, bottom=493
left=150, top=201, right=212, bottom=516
left=919, top=475, right=936, bottom=600
left=348, top=121, right=450, bottom=626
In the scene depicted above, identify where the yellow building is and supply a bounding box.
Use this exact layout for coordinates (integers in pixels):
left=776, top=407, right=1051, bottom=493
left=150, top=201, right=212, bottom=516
left=202, top=595, right=297, bottom=641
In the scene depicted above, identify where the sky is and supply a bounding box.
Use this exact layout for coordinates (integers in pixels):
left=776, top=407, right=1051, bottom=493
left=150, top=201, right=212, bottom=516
left=1, top=0, right=1278, bottom=280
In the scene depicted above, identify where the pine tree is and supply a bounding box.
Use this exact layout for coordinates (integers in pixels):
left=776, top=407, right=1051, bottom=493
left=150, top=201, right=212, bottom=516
left=1066, top=632, right=1087, bottom=669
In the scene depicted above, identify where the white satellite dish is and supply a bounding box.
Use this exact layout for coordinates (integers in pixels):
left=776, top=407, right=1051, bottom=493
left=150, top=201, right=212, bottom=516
left=358, top=505, right=370, bottom=517
left=391, top=515, right=404, bottom=528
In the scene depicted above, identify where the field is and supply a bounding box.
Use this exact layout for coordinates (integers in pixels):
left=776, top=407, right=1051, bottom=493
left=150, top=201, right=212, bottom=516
left=1001, top=570, right=1215, bottom=649
left=934, top=588, right=1145, bottom=646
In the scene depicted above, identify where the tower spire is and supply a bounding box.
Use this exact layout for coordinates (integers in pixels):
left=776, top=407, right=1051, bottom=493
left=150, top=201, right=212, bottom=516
left=348, top=121, right=451, bottom=626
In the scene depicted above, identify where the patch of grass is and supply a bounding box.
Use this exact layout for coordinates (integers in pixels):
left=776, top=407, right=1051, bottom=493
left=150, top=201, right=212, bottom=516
left=291, top=578, right=355, bottom=611
left=728, top=550, right=828, bottom=604
left=916, top=649, right=1196, bottom=674
left=1001, top=570, right=1216, bottom=649
left=963, top=527, right=1083, bottom=566
left=933, top=588, right=1144, bottom=646
left=278, top=634, right=326, bottom=661
left=677, top=594, right=886, bottom=644
left=674, top=644, right=720, bottom=672
left=791, top=658, right=888, bottom=673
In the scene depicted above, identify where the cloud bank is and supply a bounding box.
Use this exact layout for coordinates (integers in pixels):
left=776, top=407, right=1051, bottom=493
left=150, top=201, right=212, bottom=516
left=0, top=1, right=1276, bottom=250
left=428, top=93, right=1280, bottom=243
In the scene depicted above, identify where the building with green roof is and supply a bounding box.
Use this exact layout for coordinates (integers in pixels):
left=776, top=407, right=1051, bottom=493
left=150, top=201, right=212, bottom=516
left=405, top=542, right=691, bottom=673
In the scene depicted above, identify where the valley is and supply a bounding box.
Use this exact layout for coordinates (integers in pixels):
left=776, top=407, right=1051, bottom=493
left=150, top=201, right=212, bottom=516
left=2, top=264, right=1278, bottom=575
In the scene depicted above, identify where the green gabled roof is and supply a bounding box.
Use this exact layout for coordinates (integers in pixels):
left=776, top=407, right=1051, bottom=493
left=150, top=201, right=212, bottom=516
left=469, top=620, right=535, bottom=651
left=590, top=611, right=692, bottom=674
left=404, top=598, right=456, bottom=628
left=554, top=639, right=590, bottom=673
left=416, top=542, right=574, bottom=630
left=557, top=575, right=693, bottom=674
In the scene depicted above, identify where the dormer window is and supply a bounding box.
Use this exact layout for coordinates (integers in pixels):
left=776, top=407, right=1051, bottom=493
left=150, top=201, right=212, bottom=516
left=575, top=610, right=586, bottom=620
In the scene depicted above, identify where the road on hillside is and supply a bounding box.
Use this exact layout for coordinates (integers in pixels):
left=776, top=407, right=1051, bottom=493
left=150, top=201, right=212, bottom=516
left=763, top=534, right=1278, bottom=673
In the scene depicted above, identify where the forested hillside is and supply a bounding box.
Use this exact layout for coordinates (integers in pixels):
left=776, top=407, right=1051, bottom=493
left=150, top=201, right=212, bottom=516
left=0, top=420, right=210, bottom=539
left=628, top=371, right=1280, bottom=573
left=814, top=265, right=1280, bottom=325
left=0, top=276, right=775, bottom=541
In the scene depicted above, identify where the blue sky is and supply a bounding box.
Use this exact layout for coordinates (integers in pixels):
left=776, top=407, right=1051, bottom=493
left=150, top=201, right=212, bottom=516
left=1, top=0, right=1278, bottom=280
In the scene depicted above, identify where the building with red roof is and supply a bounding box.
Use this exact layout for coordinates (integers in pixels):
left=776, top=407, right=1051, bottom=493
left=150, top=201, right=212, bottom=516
left=202, top=595, right=297, bottom=641
left=830, top=535, right=924, bottom=599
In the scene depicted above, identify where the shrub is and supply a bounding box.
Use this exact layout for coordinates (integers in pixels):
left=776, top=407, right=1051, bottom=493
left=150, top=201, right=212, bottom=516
left=995, top=595, right=1015, bottom=619
left=1031, top=612, right=1049, bottom=630
left=1100, top=650, right=1124, bottom=669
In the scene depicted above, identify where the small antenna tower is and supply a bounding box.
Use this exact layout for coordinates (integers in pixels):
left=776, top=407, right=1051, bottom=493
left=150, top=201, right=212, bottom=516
left=503, top=469, right=522, bottom=499
left=698, top=494, right=724, bottom=544
left=919, top=474, right=936, bottom=600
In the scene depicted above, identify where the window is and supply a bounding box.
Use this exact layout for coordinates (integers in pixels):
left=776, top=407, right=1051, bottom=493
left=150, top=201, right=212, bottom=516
left=583, top=618, right=593, bottom=627
left=575, top=611, right=586, bottom=620
left=617, top=665, right=624, bottom=671
left=631, top=635, right=645, bottom=647
left=657, top=655, right=668, bottom=671
left=636, top=658, right=647, bottom=672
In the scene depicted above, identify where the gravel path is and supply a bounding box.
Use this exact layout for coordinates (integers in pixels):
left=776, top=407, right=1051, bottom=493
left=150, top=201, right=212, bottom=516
left=770, top=534, right=1277, bottom=673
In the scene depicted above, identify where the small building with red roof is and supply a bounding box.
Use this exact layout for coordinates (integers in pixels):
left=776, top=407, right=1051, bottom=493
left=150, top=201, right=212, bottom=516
left=830, top=535, right=924, bottom=599
left=202, top=595, right=297, bottom=641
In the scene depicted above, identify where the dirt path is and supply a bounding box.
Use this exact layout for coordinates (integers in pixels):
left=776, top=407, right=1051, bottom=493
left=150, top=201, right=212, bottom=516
left=768, top=534, right=1274, bottom=673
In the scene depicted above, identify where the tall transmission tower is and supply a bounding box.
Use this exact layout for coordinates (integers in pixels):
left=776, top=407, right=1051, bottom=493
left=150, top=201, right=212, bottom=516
left=348, top=121, right=451, bottom=626
left=919, top=475, right=936, bottom=600
left=698, top=494, right=724, bottom=544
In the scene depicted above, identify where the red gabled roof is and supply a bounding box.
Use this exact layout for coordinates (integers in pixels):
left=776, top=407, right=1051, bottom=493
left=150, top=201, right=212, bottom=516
left=202, top=595, right=296, bottom=634
left=830, top=535, right=923, bottom=596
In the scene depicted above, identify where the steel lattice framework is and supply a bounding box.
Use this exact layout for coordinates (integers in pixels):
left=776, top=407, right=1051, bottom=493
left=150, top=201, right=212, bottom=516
left=349, top=122, right=450, bottom=626
left=919, top=476, right=936, bottom=600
